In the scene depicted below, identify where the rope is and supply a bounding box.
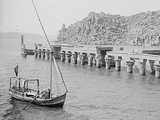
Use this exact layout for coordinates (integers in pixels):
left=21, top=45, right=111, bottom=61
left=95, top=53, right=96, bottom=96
left=31, top=0, right=51, bottom=48
left=31, top=0, right=68, bottom=93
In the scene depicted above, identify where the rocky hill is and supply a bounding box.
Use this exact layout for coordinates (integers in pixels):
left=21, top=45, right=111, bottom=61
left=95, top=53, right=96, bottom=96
left=57, top=11, right=160, bottom=46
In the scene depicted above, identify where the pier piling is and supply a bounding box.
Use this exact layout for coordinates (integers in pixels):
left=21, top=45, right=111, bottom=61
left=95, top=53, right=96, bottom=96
left=149, top=60, right=155, bottom=74
left=92, top=55, right=96, bottom=66
left=35, top=49, right=38, bottom=58
left=46, top=50, right=50, bottom=60
left=38, top=49, right=41, bottom=58
left=115, top=58, right=121, bottom=71
left=155, top=63, right=160, bottom=78
left=126, top=60, right=134, bottom=73
left=81, top=53, right=87, bottom=65
left=42, top=49, right=46, bottom=59
left=66, top=52, right=72, bottom=63
left=77, top=53, right=81, bottom=65
left=105, top=55, right=112, bottom=70
left=88, top=54, right=94, bottom=66
left=60, top=51, right=65, bottom=62
left=95, top=54, right=101, bottom=68
left=71, top=52, right=78, bottom=64
left=138, top=59, right=147, bottom=75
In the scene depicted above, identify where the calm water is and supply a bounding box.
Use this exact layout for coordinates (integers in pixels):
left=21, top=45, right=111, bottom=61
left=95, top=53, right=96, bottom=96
left=1, top=38, right=160, bottom=120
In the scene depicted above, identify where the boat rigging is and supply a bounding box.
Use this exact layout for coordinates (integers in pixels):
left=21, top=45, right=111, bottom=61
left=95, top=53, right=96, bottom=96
left=9, top=0, right=68, bottom=107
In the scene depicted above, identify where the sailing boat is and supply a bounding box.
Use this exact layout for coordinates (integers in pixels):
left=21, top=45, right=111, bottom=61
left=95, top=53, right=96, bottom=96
left=9, top=0, right=68, bottom=107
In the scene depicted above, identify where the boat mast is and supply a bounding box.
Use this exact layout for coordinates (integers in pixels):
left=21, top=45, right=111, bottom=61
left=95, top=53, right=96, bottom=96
left=31, top=0, right=53, bottom=97
left=53, top=58, right=68, bottom=92
left=31, top=0, right=51, bottom=47
left=50, top=50, right=54, bottom=97
left=31, top=0, right=68, bottom=97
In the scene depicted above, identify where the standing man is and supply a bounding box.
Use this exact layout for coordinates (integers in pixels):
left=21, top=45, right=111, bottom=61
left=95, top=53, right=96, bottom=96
left=14, top=64, right=21, bottom=89
left=14, top=64, right=18, bottom=77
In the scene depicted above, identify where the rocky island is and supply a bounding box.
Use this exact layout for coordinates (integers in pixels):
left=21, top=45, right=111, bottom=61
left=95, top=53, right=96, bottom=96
left=57, top=11, right=160, bottom=46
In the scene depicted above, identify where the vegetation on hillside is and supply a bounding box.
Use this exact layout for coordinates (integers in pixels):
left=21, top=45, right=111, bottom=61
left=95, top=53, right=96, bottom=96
left=57, top=11, right=160, bottom=46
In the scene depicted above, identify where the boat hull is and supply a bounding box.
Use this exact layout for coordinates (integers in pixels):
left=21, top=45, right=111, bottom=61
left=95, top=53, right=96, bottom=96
left=9, top=90, right=66, bottom=107
left=22, top=48, right=34, bottom=55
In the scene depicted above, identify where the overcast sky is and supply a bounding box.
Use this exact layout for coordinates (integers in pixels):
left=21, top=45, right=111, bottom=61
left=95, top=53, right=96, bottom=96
left=0, top=0, right=160, bottom=36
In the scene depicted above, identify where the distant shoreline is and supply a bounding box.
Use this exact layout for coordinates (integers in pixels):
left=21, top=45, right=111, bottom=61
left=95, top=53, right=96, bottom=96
left=0, top=32, right=56, bottom=41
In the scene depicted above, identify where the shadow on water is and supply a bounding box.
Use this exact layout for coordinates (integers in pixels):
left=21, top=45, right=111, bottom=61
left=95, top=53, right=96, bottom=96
left=2, top=98, right=24, bottom=120
left=21, top=54, right=27, bottom=59
left=3, top=98, right=72, bottom=120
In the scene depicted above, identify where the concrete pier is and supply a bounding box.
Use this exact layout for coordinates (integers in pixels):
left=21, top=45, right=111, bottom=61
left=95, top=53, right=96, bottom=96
left=71, top=54, right=75, bottom=64
left=80, top=53, right=87, bottom=65
left=81, top=54, right=85, bottom=65
left=105, top=55, right=112, bottom=70
left=33, top=43, right=160, bottom=79
left=115, top=58, right=121, bottom=71
left=38, top=49, right=42, bottom=58
left=35, top=49, right=38, bottom=58
left=88, top=54, right=94, bottom=66
left=138, top=59, right=147, bottom=75
left=149, top=60, right=155, bottom=74
left=60, top=51, right=65, bottom=62
left=155, top=64, right=160, bottom=78
left=46, top=50, right=50, bottom=60
left=126, top=60, right=134, bottom=73
left=95, top=54, right=102, bottom=68
left=66, top=52, right=72, bottom=63
left=92, top=55, right=96, bottom=66
left=77, top=53, right=82, bottom=65
left=71, top=52, right=78, bottom=64
left=42, top=49, right=46, bottom=59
